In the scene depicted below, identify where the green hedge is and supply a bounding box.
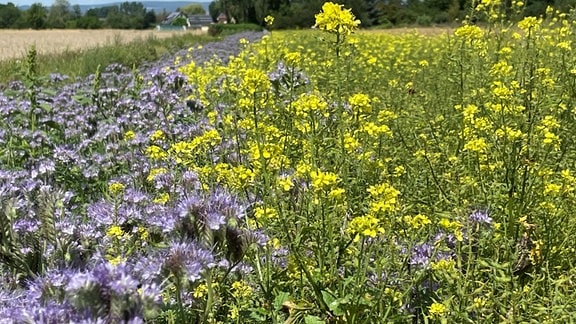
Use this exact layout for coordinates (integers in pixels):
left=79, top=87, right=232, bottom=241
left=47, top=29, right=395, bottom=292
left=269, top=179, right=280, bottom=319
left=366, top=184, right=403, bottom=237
left=208, top=23, right=263, bottom=36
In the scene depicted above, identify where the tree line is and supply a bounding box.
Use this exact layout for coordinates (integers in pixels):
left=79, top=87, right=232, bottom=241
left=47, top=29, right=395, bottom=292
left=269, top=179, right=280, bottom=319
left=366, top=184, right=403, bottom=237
left=208, top=0, right=573, bottom=28
left=0, top=0, right=571, bottom=30
left=0, top=1, right=158, bottom=29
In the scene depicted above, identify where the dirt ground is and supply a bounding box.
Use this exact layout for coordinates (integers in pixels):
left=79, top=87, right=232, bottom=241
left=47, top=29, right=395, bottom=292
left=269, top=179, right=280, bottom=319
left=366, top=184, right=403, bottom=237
left=0, top=29, right=206, bottom=61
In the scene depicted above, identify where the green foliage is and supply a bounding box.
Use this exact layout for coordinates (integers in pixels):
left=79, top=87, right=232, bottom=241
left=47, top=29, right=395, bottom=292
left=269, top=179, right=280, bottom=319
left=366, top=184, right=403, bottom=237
left=24, top=3, right=47, bottom=30
left=179, top=3, right=207, bottom=15
left=47, top=0, right=72, bottom=29
left=202, top=0, right=564, bottom=28
left=0, top=2, right=21, bottom=28
left=0, top=0, right=564, bottom=30
left=0, top=1, right=157, bottom=30
left=171, top=16, right=189, bottom=26
left=208, top=23, right=263, bottom=36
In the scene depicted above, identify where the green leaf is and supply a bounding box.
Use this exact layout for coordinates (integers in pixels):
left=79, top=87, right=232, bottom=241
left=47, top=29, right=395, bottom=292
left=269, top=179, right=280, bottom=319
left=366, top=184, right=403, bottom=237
left=72, top=95, right=91, bottom=105
left=248, top=307, right=268, bottom=321
left=41, top=120, right=61, bottom=132
left=304, top=315, right=325, bottom=324
left=39, top=103, right=52, bottom=113
left=274, top=291, right=290, bottom=311
left=321, top=290, right=345, bottom=316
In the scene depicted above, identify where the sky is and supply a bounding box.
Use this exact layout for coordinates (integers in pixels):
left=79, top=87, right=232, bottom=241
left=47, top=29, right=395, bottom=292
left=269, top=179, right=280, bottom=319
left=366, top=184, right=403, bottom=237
left=9, top=0, right=203, bottom=6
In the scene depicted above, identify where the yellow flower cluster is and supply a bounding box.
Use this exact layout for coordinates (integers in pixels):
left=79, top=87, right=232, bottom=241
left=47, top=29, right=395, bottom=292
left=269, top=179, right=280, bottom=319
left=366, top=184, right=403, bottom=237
left=108, top=182, right=126, bottom=195
left=518, top=16, right=542, bottom=31
left=439, top=219, right=464, bottom=241
left=231, top=281, right=253, bottom=299
left=264, top=15, right=274, bottom=26
left=348, top=93, right=372, bottom=115
left=367, top=182, right=401, bottom=214
left=169, top=129, right=222, bottom=165
left=428, top=302, right=447, bottom=317
left=147, top=167, right=168, bottom=182
left=403, top=214, right=432, bottom=229
left=150, top=130, right=165, bottom=142
left=153, top=192, right=170, bottom=205
left=144, top=145, right=167, bottom=160
left=123, top=130, right=136, bottom=141
left=309, top=169, right=340, bottom=192
left=106, top=225, right=124, bottom=239
left=454, top=25, right=484, bottom=40
left=314, top=2, right=360, bottom=35
left=347, top=214, right=384, bottom=238
left=253, top=206, right=278, bottom=222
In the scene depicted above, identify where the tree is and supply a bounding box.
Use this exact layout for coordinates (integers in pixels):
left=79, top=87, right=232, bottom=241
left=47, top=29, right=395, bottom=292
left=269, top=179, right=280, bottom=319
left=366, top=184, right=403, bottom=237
left=179, top=3, right=207, bottom=15
left=71, top=4, right=81, bottom=19
left=75, top=15, right=102, bottom=29
left=209, top=1, right=221, bottom=22
left=24, top=3, right=47, bottom=29
left=144, top=10, right=156, bottom=28
left=0, top=2, right=22, bottom=28
left=119, top=1, right=146, bottom=16
left=47, top=0, right=71, bottom=28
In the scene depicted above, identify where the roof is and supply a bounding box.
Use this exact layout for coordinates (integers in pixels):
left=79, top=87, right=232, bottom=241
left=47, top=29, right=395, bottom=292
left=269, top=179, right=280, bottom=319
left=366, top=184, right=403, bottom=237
left=160, top=12, right=213, bottom=27
left=161, top=11, right=187, bottom=25
left=188, top=15, right=213, bottom=27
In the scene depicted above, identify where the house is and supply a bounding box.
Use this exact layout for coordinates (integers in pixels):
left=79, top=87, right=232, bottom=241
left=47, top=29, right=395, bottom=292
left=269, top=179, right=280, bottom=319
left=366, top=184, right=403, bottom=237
left=216, top=13, right=227, bottom=24
left=188, top=15, right=214, bottom=32
left=216, top=13, right=235, bottom=24
left=156, top=12, right=213, bottom=31
left=157, top=11, right=189, bottom=30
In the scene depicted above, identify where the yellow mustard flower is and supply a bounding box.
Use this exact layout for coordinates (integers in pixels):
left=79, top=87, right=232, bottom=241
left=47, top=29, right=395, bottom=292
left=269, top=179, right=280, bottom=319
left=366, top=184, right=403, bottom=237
left=349, top=93, right=372, bottom=114
left=153, top=192, right=170, bottom=205
left=404, top=214, right=431, bottom=229
left=231, top=281, right=253, bottom=299
left=309, top=170, right=340, bottom=192
left=264, top=15, right=274, bottom=26
left=108, top=182, right=126, bottom=195
left=347, top=214, right=384, bottom=238
left=124, top=130, right=136, bottom=141
left=150, top=130, right=165, bottom=142
left=518, top=16, right=541, bottom=31
left=106, top=225, right=124, bottom=239
left=314, top=2, right=360, bottom=35
left=147, top=167, right=168, bottom=182
left=428, top=302, right=447, bottom=317
left=145, top=145, right=167, bottom=160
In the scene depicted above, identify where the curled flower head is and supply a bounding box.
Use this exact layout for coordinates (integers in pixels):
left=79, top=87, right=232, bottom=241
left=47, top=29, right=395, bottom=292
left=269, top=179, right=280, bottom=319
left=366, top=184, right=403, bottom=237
left=314, top=2, right=360, bottom=35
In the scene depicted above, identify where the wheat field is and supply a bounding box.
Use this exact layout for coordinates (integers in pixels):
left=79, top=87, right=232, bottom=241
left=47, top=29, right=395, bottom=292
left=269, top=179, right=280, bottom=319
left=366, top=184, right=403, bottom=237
left=0, top=29, right=206, bottom=61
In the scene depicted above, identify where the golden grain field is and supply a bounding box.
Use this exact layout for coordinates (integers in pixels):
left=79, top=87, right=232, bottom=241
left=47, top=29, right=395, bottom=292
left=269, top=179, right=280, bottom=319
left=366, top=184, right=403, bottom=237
left=0, top=29, right=206, bottom=61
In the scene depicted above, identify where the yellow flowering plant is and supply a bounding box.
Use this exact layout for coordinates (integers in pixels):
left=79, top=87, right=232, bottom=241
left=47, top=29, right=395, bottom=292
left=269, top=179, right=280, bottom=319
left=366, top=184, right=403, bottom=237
left=108, top=2, right=576, bottom=322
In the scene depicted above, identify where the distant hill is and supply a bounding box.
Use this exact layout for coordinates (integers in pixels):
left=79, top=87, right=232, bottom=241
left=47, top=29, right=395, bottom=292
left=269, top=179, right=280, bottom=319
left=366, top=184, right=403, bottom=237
left=18, top=1, right=211, bottom=14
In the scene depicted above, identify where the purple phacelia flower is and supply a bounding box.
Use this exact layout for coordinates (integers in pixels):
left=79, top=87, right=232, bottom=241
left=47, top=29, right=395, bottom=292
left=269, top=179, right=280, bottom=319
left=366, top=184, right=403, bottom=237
left=409, top=242, right=433, bottom=269
left=468, top=209, right=493, bottom=226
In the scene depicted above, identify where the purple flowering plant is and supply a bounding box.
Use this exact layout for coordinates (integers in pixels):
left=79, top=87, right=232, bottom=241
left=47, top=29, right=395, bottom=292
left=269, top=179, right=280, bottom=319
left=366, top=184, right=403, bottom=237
left=0, top=32, right=272, bottom=323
